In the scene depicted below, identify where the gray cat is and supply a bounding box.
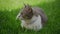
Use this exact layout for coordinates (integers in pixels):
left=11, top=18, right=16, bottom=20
left=16, top=4, right=48, bottom=31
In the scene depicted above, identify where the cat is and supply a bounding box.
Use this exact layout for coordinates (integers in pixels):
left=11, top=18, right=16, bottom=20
left=16, top=4, right=48, bottom=31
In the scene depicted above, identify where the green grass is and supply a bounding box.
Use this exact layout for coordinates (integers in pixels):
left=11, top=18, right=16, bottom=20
left=0, top=0, right=60, bottom=34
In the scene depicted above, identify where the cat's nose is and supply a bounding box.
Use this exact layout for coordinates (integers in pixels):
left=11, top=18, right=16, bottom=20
left=16, top=16, right=19, bottom=20
left=16, top=15, right=20, bottom=20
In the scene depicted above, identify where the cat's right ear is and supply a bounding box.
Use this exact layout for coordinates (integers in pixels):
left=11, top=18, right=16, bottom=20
left=24, top=3, right=26, bottom=7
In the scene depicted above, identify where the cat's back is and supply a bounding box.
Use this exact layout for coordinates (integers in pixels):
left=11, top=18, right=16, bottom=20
left=32, top=7, right=44, bottom=14
left=32, top=7, right=48, bottom=25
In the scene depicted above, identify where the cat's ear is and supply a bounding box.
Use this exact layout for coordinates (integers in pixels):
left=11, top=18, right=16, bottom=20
left=27, top=4, right=31, bottom=7
left=24, top=3, right=26, bottom=7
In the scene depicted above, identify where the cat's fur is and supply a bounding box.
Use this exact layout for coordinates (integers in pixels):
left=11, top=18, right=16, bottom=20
left=16, top=4, right=48, bottom=31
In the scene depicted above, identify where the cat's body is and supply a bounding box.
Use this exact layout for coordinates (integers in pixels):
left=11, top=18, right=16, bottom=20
left=16, top=5, right=48, bottom=31
left=21, top=15, right=42, bottom=31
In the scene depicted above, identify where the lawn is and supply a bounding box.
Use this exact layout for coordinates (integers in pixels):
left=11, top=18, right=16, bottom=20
left=0, top=0, right=60, bottom=34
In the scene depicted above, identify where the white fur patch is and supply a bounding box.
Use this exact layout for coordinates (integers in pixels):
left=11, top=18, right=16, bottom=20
left=21, top=15, right=42, bottom=31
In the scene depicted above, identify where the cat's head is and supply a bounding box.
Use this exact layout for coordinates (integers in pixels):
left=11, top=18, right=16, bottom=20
left=19, top=4, right=33, bottom=20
